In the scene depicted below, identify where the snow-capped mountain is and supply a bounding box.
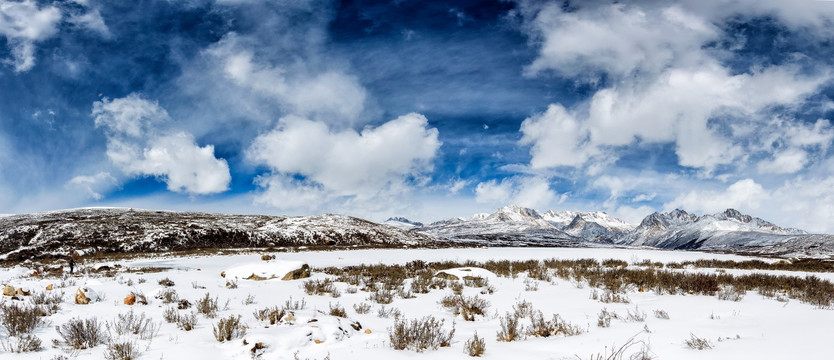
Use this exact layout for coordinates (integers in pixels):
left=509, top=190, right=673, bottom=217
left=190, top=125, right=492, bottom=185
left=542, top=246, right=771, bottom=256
left=383, top=217, right=424, bottom=229
left=415, top=205, right=577, bottom=245
left=617, top=208, right=813, bottom=251
left=414, top=205, right=633, bottom=245
left=0, top=208, right=437, bottom=261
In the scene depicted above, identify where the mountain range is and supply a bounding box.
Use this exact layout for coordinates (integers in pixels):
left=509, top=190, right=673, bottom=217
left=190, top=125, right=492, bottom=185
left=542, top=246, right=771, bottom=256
left=0, top=206, right=832, bottom=261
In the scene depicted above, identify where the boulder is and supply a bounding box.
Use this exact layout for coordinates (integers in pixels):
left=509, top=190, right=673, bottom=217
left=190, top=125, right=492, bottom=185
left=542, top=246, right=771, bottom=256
left=46, top=284, right=53, bottom=291
left=434, top=271, right=459, bottom=281
left=364, top=329, right=372, bottom=334
left=281, top=264, right=311, bottom=281
left=124, top=293, right=136, bottom=305
left=75, top=287, right=100, bottom=305
left=2, top=285, right=14, bottom=296
left=16, top=287, right=31, bottom=296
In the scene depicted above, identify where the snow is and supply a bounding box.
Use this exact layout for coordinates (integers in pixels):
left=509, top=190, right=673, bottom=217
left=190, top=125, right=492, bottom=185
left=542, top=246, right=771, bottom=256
left=223, top=260, right=307, bottom=280
left=1, top=247, right=832, bottom=359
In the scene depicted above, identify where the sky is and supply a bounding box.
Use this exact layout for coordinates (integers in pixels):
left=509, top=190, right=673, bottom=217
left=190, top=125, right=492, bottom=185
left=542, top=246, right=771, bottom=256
left=1, top=0, right=834, bottom=233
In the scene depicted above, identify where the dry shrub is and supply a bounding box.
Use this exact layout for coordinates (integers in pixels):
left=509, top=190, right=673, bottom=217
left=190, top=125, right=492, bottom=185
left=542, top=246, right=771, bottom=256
left=353, top=302, right=372, bottom=314
left=0, top=302, right=44, bottom=336
left=439, top=294, right=490, bottom=321
left=526, top=310, right=585, bottom=337
left=464, top=332, right=485, bottom=357
left=57, top=318, right=105, bottom=350
left=213, top=315, right=246, bottom=342
left=2, top=334, right=42, bottom=353
left=389, top=316, right=455, bottom=352
left=496, top=312, right=522, bottom=342
left=685, top=333, right=712, bottom=350
left=253, top=306, right=286, bottom=325
left=195, top=293, right=218, bottom=318
left=329, top=303, right=347, bottom=318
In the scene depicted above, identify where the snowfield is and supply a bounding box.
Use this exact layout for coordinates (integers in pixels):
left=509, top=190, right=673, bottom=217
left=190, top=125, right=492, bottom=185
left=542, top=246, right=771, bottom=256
left=1, top=247, right=832, bottom=359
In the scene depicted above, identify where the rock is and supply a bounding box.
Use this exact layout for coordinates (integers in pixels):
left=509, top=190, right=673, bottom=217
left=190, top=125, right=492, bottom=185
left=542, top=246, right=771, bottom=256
left=434, top=271, right=459, bottom=280
left=75, top=287, right=99, bottom=305
left=281, top=264, right=311, bottom=281
left=261, top=254, right=275, bottom=261
left=284, top=312, right=295, bottom=322
left=124, top=293, right=136, bottom=305
left=314, top=339, right=323, bottom=344
left=2, top=285, right=15, bottom=296
left=220, top=271, right=226, bottom=278
left=46, top=284, right=53, bottom=291
left=364, top=328, right=372, bottom=334
left=16, top=287, right=31, bottom=296
left=76, top=288, right=91, bottom=305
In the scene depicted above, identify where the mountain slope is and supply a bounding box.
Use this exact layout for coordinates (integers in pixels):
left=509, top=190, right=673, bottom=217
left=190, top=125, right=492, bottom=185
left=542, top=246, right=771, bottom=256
left=616, top=209, right=834, bottom=257
left=415, top=205, right=579, bottom=246
left=0, top=208, right=437, bottom=261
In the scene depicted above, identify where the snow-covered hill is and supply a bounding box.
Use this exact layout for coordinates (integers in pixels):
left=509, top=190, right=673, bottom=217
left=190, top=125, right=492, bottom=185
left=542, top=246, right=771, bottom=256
left=0, top=208, right=437, bottom=261
left=615, top=208, right=834, bottom=257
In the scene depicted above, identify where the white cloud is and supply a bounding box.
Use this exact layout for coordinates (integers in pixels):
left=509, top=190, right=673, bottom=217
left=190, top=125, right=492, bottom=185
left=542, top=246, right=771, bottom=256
left=0, top=0, right=61, bottom=72
left=664, top=179, right=768, bottom=214
left=209, top=35, right=369, bottom=125
left=519, top=104, right=594, bottom=168
left=613, top=205, right=655, bottom=225
left=67, top=172, right=117, bottom=200
left=248, top=113, right=441, bottom=207
left=631, top=192, right=656, bottom=202
left=517, top=1, right=829, bottom=173
left=92, top=94, right=231, bottom=195
left=757, top=148, right=808, bottom=174
left=475, top=176, right=556, bottom=210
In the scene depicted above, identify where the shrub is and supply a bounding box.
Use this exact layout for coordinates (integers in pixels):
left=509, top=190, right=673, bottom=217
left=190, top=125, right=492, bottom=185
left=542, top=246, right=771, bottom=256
left=496, top=312, right=522, bottom=342
left=106, top=310, right=158, bottom=341
left=512, top=300, right=534, bottom=319
left=253, top=306, right=286, bottom=325
left=524, top=278, right=539, bottom=291
left=30, top=290, right=64, bottom=315
left=242, top=293, right=256, bottom=305
left=439, top=295, right=490, bottom=321
left=377, top=305, right=402, bottom=319
left=464, top=332, right=485, bottom=357
left=653, top=309, right=670, bottom=320
left=600, top=290, right=630, bottom=304
left=717, top=285, right=745, bottom=302
left=156, top=289, right=178, bottom=304
left=177, top=299, right=191, bottom=310
left=56, top=318, right=105, bottom=350
left=103, top=340, right=140, bottom=360
left=195, top=293, right=219, bottom=318
left=0, top=303, right=44, bottom=336
left=158, top=278, right=175, bottom=287
left=526, top=310, right=585, bottom=337
left=213, top=315, right=247, bottom=342
left=2, top=334, right=43, bottom=353
left=368, top=289, right=395, bottom=304
left=176, top=312, right=197, bottom=331
left=597, top=308, right=618, bottom=328
left=302, top=279, right=340, bottom=297
left=389, top=316, right=455, bottom=352
left=353, top=302, right=372, bottom=314
left=163, top=307, right=178, bottom=323
left=283, top=297, right=307, bottom=310
left=329, top=303, right=347, bottom=318
left=626, top=306, right=646, bottom=322
left=685, top=333, right=713, bottom=350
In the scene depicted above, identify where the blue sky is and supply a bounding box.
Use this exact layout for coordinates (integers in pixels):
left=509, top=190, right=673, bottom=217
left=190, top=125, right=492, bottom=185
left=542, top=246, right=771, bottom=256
left=1, top=0, right=834, bottom=232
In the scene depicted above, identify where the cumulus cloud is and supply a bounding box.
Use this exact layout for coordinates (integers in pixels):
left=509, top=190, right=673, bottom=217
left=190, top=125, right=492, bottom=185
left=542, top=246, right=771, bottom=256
left=248, top=113, right=441, bottom=208
left=664, top=179, right=769, bottom=214
left=517, top=1, right=831, bottom=173
left=475, top=176, right=556, bottom=209
left=92, top=94, right=231, bottom=195
left=0, top=0, right=61, bottom=72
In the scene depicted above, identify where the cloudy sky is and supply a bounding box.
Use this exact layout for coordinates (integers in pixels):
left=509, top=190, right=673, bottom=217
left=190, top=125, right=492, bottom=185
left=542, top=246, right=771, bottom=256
left=1, top=0, right=834, bottom=232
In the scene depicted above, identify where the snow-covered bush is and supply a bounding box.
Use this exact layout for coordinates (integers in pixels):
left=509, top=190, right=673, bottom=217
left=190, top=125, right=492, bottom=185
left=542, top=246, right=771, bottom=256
left=464, top=332, right=485, bottom=357
left=389, top=316, right=455, bottom=352
left=56, top=318, right=105, bottom=350
left=496, top=312, right=522, bottom=342
left=212, top=315, right=246, bottom=342
left=0, top=302, right=44, bottom=336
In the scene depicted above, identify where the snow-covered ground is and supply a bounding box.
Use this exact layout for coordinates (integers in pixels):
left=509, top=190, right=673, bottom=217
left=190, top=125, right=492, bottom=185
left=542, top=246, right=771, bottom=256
left=1, top=247, right=832, bottom=359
